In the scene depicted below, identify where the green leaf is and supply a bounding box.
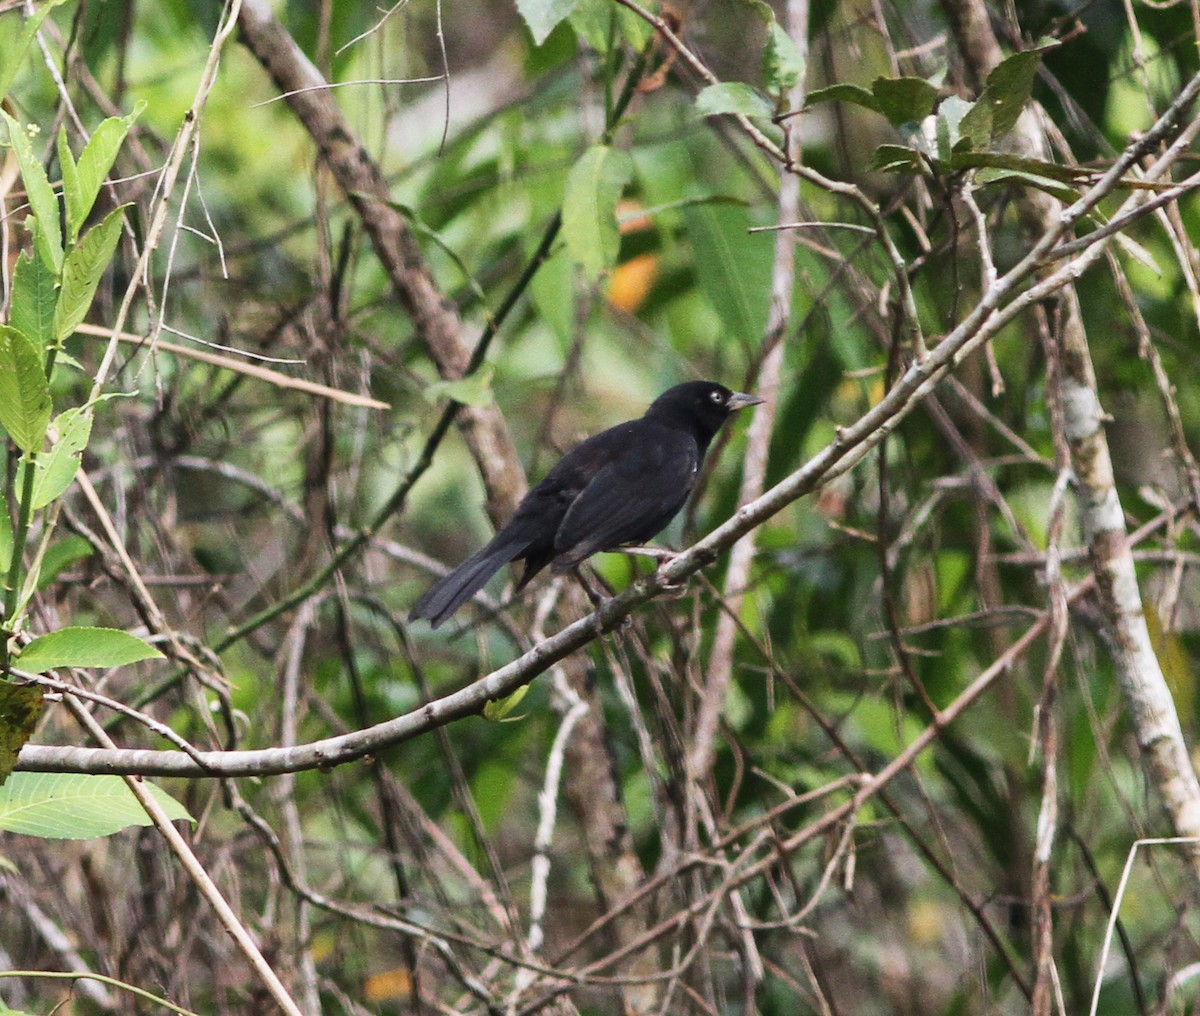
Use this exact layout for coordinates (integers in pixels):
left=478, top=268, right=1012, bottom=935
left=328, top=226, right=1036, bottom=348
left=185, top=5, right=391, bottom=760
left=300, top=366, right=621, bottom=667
left=808, top=76, right=941, bottom=130
left=35, top=535, right=93, bottom=591
left=0, top=684, right=43, bottom=787
left=958, top=97, right=993, bottom=151
left=483, top=683, right=530, bottom=721
left=53, top=203, right=128, bottom=343
left=566, top=3, right=607, bottom=51
left=972, top=167, right=1083, bottom=203
left=2, top=112, right=62, bottom=273
left=62, top=107, right=141, bottom=244
left=763, top=21, right=804, bottom=95
left=805, top=82, right=880, bottom=114
left=0, top=772, right=192, bottom=839
left=951, top=150, right=1090, bottom=184
left=51, top=348, right=86, bottom=372
left=424, top=365, right=495, bottom=408
left=16, top=627, right=164, bottom=674
left=976, top=44, right=1055, bottom=143
left=569, top=0, right=650, bottom=51
left=516, top=0, right=581, bottom=45
left=0, top=491, right=11, bottom=574
left=694, top=82, right=774, bottom=119
left=0, top=325, right=52, bottom=453
left=561, top=144, right=633, bottom=280
left=872, top=144, right=925, bottom=174
left=1112, top=229, right=1162, bottom=275
left=958, top=43, right=1058, bottom=150
left=684, top=202, right=773, bottom=341
left=959, top=150, right=1089, bottom=202
left=31, top=406, right=93, bottom=509
left=528, top=245, right=574, bottom=341
left=0, top=0, right=68, bottom=107
left=870, top=76, right=939, bottom=128
left=9, top=248, right=57, bottom=351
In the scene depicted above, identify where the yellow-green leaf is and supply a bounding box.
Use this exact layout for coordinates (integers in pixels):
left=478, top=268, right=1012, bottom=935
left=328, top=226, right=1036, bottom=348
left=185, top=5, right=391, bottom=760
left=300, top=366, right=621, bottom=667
left=0, top=491, right=11, bottom=574
left=2, top=112, right=62, bottom=273
left=695, top=82, right=774, bottom=119
left=684, top=203, right=772, bottom=343
left=0, top=0, right=68, bottom=106
left=0, top=772, right=192, bottom=839
left=16, top=627, right=163, bottom=674
left=483, top=683, right=530, bottom=721
left=61, top=106, right=142, bottom=243
left=561, top=145, right=633, bottom=281
left=0, top=325, right=52, bottom=453
left=9, top=248, right=57, bottom=351
left=31, top=407, right=92, bottom=509
left=424, top=365, right=495, bottom=408
left=53, top=204, right=128, bottom=343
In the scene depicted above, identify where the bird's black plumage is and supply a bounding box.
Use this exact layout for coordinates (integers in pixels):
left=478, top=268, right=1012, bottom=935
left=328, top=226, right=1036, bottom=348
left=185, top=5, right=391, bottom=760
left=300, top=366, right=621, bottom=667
left=409, top=380, right=763, bottom=628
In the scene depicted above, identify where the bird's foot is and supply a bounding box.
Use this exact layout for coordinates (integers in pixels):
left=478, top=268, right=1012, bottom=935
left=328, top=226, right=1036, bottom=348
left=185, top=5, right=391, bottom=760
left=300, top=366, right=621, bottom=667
left=657, top=575, right=688, bottom=599
left=622, top=546, right=688, bottom=597
left=620, top=545, right=677, bottom=564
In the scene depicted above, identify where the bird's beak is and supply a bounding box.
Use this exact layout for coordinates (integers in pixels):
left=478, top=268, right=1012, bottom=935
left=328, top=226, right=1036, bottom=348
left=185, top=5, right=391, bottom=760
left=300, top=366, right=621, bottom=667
left=727, top=391, right=765, bottom=412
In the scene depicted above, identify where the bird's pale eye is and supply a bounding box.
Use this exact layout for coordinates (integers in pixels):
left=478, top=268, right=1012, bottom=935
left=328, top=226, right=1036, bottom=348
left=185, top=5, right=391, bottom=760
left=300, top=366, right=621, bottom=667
left=709, top=391, right=724, bottom=404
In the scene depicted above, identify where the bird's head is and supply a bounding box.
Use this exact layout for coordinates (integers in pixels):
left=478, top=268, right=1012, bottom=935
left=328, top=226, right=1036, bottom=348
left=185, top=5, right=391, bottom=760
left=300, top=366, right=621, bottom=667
left=646, top=381, right=764, bottom=440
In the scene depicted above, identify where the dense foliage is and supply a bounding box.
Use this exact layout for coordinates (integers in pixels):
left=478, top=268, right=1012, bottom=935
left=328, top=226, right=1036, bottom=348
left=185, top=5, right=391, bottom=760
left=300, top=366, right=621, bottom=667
left=2, top=0, right=1200, bottom=1014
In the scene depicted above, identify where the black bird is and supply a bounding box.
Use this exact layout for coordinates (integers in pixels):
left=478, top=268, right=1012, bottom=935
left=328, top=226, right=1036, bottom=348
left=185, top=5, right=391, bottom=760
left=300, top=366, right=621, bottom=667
left=410, top=381, right=763, bottom=628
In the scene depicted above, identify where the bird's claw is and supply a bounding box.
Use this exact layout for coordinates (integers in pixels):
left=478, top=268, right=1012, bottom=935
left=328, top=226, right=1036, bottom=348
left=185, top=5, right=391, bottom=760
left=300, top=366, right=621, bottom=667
left=624, top=546, right=688, bottom=597
left=657, top=574, right=688, bottom=599
left=621, top=545, right=677, bottom=564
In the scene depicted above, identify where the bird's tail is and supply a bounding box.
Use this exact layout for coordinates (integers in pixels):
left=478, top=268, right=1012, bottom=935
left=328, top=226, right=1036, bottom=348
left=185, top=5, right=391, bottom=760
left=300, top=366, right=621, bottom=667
left=409, top=534, right=527, bottom=629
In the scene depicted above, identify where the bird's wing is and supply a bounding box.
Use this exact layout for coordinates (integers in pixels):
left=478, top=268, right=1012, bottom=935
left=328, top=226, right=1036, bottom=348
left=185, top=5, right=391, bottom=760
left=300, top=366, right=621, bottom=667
left=552, top=427, right=698, bottom=568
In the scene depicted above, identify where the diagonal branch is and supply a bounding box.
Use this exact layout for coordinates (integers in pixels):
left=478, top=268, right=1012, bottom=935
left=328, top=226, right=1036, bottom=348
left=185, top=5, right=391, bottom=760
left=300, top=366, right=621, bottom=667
left=236, top=0, right=526, bottom=523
